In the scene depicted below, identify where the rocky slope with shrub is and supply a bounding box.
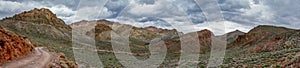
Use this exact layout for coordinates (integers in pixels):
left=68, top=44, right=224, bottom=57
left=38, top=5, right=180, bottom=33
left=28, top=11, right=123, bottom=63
left=0, top=26, right=34, bottom=63
left=0, top=8, right=75, bottom=67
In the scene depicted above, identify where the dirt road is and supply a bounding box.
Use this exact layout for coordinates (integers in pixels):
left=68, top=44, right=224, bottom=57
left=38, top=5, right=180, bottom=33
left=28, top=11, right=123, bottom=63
left=0, top=47, right=53, bottom=68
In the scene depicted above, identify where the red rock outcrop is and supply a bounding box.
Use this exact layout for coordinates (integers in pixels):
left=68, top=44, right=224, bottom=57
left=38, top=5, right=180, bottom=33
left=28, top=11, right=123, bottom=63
left=0, top=26, right=34, bottom=63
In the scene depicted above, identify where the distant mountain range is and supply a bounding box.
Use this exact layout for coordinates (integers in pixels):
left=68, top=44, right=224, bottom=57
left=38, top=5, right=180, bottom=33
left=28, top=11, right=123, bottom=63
left=0, top=8, right=300, bottom=67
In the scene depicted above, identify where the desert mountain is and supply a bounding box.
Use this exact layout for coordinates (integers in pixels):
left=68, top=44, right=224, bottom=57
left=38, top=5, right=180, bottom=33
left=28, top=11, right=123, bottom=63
left=69, top=20, right=297, bottom=67
left=72, top=20, right=250, bottom=54
left=71, top=19, right=300, bottom=54
left=0, top=26, right=34, bottom=63
left=0, top=8, right=73, bottom=60
left=228, top=25, right=299, bottom=53
left=248, top=25, right=295, bottom=34
left=0, top=8, right=71, bottom=42
left=71, top=20, right=181, bottom=54
left=71, top=18, right=300, bottom=56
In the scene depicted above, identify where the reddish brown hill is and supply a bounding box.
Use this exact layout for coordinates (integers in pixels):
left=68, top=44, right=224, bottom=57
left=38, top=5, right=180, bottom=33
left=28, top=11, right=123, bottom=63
left=73, top=20, right=179, bottom=42
left=248, top=25, right=295, bottom=34
left=73, top=20, right=221, bottom=54
left=0, top=26, right=34, bottom=63
left=227, top=25, right=299, bottom=53
left=164, top=29, right=214, bottom=54
left=197, top=29, right=214, bottom=47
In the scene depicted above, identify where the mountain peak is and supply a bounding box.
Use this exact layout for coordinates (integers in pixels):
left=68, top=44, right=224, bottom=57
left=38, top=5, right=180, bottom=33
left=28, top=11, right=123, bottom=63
left=248, top=25, right=295, bottom=34
left=2, top=8, right=69, bottom=29
left=12, top=8, right=57, bottom=19
left=234, top=29, right=242, bottom=32
left=199, top=29, right=213, bottom=33
left=229, top=30, right=245, bottom=34
left=145, top=26, right=159, bottom=31
left=197, top=29, right=214, bottom=36
left=32, top=8, right=54, bottom=14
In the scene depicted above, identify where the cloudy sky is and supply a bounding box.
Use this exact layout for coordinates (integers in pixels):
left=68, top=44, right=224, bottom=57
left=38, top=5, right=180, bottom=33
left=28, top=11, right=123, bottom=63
left=0, top=0, right=299, bottom=35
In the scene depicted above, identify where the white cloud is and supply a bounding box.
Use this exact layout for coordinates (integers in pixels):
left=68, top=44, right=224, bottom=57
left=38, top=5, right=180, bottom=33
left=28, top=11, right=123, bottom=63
left=126, top=1, right=161, bottom=16
left=239, top=0, right=275, bottom=24
left=67, top=6, right=114, bottom=23
left=261, top=0, right=300, bottom=28
left=49, top=5, right=76, bottom=17
left=0, top=1, right=25, bottom=12
left=223, top=0, right=300, bottom=30
left=219, top=0, right=250, bottom=11
left=109, top=0, right=199, bottom=33
left=0, top=1, right=39, bottom=18
left=119, top=0, right=190, bottom=18
left=108, top=0, right=257, bottom=35
left=194, top=21, right=253, bottom=35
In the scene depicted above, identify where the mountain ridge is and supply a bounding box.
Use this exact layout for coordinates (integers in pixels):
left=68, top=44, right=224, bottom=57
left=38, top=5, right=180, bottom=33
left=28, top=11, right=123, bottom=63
left=0, top=8, right=71, bottom=41
left=1, top=8, right=300, bottom=67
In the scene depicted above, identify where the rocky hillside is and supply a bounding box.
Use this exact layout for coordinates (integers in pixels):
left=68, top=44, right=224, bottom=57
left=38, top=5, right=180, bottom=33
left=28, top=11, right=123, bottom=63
left=72, top=20, right=300, bottom=54
left=71, top=19, right=300, bottom=54
left=218, top=30, right=245, bottom=43
left=71, top=20, right=180, bottom=42
left=2, top=8, right=298, bottom=67
left=72, top=20, right=256, bottom=55
left=0, top=8, right=71, bottom=42
left=0, top=8, right=74, bottom=62
left=227, top=25, right=299, bottom=53
left=71, top=19, right=300, bottom=67
left=0, top=26, right=34, bottom=63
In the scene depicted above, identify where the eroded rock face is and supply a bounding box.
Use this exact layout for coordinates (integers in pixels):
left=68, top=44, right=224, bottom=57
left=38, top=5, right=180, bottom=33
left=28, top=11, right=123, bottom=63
left=49, top=53, right=78, bottom=68
left=0, top=26, right=34, bottom=63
